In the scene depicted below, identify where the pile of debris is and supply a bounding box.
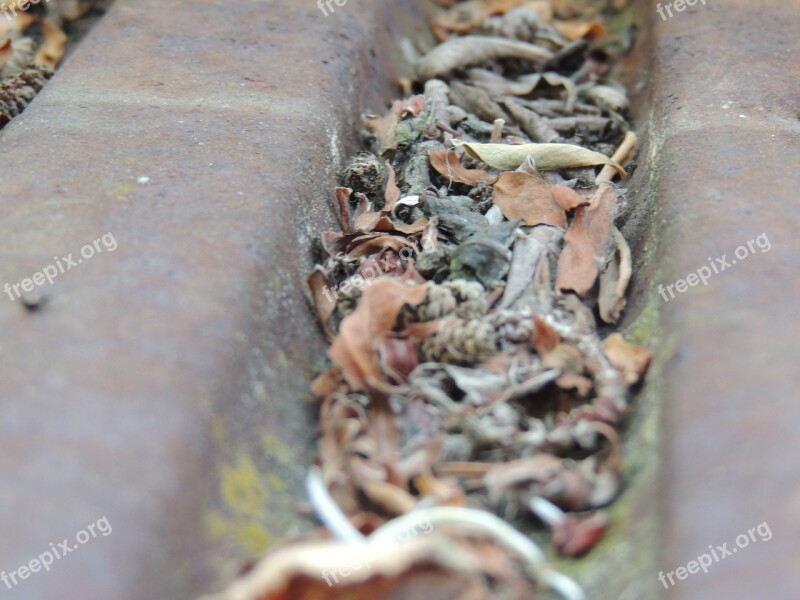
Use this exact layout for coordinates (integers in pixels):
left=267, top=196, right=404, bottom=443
left=0, top=0, right=101, bottom=127
left=209, top=1, right=651, bottom=598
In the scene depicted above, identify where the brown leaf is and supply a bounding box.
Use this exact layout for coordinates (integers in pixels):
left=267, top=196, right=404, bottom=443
left=603, top=333, right=651, bottom=386
left=428, top=149, right=497, bottom=186
left=532, top=316, right=560, bottom=355
left=555, top=182, right=617, bottom=294
left=492, top=170, right=567, bottom=228
left=328, top=279, right=429, bottom=390
left=551, top=184, right=590, bottom=211
left=384, top=162, right=401, bottom=210
left=307, top=268, right=337, bottom=338
left=364, top=96, right=425, bottom=157
left=598, top=226, right=632, bottom=323
left=335, top=187, right=352, bottom=233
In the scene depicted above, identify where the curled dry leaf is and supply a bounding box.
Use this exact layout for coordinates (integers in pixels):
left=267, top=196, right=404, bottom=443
left=491, top=170, right=567, bottom=228
left=364, top=96, right=426, bottom=157
left=598, top=226, right=632, bottom=323
left=454, top=140, right=626, bottom=175
left=602, top=333, right=651, bottom=386
left=415, top=36, right=554, bottom=81
left=429, top=149, right=498, bottom=186
left=555, top=183, right=617, bottom=295
left=327, top=279, right=429, bottom=391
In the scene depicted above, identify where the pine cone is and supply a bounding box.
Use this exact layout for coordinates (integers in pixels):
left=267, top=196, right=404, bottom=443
left=410, top=280, right=488, bottom=322
left=420, top=318, right=498, bottom=365
left=0, top=65, right=53, bottom=128
left=445, top=280, right=487, bottom=319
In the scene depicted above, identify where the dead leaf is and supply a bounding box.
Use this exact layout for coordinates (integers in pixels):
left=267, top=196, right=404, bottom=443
left=454, top=140, right=626, bottom=175
left=364, top=96, right=425, bottom=157
left=492, top=170, right=567, bottom=228
left=603, top=333, right=651, bottom=386
left=328, top=279, right=429, bottom=390
left=555, top=182, right=617, bottom=294
left=551, top=184, right=590, bottom=211
left=307, top=268, right=337, bottom=338
left=416, top=36, right=554, bottom=80
left=428, top=149, right=497, bottom=186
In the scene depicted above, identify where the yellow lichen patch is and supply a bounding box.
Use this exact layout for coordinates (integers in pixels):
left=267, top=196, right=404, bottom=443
left=220, top=453, right=270, bottom=519
left=205, top=511, right=273, bottom=556
left=260, top=433, right=294, bottom=467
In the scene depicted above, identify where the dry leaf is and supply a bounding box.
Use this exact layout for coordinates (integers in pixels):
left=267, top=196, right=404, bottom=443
left=364, top=96, right=425, bottom=157
left=428, top=149, right=498, bottom=186
left=598, top=226, right=632, bottom=323
left=328, top=279, right=429, bottom=390
left=603, top=333, right=651, bottom=386
left=416, top=36, right=553, bottom=80
left=555, top=183, right=617, bottom=294
left=492, top=170, right=567, bottom=228
left=551, top=185, right=590, bottom=212
left=454, top=140, right=626, bottom=175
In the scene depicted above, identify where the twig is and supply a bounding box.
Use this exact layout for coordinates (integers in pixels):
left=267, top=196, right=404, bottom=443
left=596, top=131, right=637, bottom=184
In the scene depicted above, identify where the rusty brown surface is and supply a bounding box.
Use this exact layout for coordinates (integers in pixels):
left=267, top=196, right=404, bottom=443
left=630, top=0, right=800, bottom=598
left=2, top=0, right=798, bottom=598
left=0, top=0, right=429, bottom=598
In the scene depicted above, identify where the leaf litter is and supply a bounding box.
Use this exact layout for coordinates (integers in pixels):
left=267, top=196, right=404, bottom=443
left=207, top=0, right=651, bottom=598
left=0, top=0, right=104, bottom=129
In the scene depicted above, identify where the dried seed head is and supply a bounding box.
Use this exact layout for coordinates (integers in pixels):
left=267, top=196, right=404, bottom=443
left=0, top=64, right=53, bottom=128
left=341, top=151, right=387, bottom=199
left=420, top=318, right=498, bottom=365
